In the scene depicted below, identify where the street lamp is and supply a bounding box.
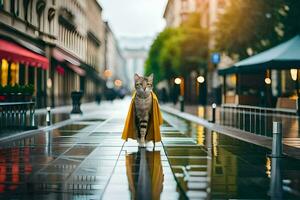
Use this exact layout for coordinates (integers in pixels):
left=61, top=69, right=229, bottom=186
left=265, top=77, right=272, bottom=85
left=104, top=69, right=112, bottom=79
left=290, top=69, right=298, bottom=81
left=174, top=77, right=182, bottom=85
left=197, top=76, right=205, bottom=83
left=114, top=79, right=122, bottom=87
left=174, top=77, right=184, bottom=112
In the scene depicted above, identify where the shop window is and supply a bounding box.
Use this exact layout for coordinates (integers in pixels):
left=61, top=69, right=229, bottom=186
left=0, top=0, right=4, bottom=10
left=1, top=59, right=9, bottom=86
left=10, top=0, right=19, bottom=16
left=23, top=0, right=30, bottom=22
left=10, top=62, right=19, bottom=86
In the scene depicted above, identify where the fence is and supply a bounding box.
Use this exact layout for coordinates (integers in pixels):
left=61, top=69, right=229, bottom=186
left=220, top=104, right=298, bottom=137
left=0, top=101, right=36, bottom=131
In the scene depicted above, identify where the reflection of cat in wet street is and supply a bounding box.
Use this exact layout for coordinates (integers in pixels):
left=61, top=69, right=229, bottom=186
left=125, top=148, right=164, bottom=200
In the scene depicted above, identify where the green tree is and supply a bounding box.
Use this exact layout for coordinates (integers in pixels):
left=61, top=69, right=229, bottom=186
left=215, top=0, right=300, bottom=59
left=144, top=28, right=178, bottom=85
left=146, top=12, right=208, bottom=85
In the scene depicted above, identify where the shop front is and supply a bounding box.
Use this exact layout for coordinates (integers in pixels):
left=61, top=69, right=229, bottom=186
left=218, top=35, right=300, bottom=112
left=0, top=38, right=49, bottom=107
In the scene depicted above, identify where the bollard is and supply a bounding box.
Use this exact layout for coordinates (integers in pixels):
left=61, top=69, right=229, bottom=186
left=269, top=157, right=283, bottom=199
left=271, top=121, right=283, bottom=158
left=297, top=97, right=300, bottom=116
left=30, top=111, right=35, bottom=127
left=46, top=107, right=51, bottom=126
left=179, top=96, right=184, bottom=112
left=211, top=103, right=216, bottom=123
left=71, top=91, right=83, bottom=114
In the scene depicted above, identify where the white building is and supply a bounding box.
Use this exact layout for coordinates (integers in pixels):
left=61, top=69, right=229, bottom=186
left=104, top=22, right=126, bottom=88
left=119, top=36, right=153, bottom=90
left=163, top=0, right=198, bottom=28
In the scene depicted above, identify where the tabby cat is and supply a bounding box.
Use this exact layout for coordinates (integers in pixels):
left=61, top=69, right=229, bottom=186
left=134, top=73, right=153, bottom=147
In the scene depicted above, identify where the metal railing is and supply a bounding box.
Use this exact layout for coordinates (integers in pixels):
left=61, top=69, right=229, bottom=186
left=0, top=101, right=36, bottom=130
left=220, top=104, right=298, bottom=137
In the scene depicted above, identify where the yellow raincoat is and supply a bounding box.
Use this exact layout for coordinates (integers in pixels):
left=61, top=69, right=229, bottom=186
left=121, top=92, right=163, bottom=142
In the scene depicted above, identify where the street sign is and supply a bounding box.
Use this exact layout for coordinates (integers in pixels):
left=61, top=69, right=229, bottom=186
left=211, top=53, right=221, bottom=64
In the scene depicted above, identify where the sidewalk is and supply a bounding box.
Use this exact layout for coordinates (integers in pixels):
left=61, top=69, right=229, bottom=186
left=161, top=104, right=300, bottom=160
left=0, top=99, right=299, bottom=199
left=0, top=99, right=182, bottom=199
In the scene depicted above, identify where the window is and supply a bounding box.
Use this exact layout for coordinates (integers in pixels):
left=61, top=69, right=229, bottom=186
left=0, top=0, right=4, bottom=10
left=10, top=0, right=19, bottom=16
left=10, top=62, right=19, bottom=85
left=1, top=59, right=9, bottom=86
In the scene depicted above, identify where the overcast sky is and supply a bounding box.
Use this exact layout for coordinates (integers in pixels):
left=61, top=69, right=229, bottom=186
left=98, top=0, right=168, bottom=38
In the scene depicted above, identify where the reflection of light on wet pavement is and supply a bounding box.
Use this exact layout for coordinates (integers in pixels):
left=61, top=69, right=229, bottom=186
left=0, top=100, right=300, bottom=199
left=197, top=125, right=205, bottom=145
left=198, top=106, right=205, bottom=118
left=266, top=157, right=271, bottom=178
left=162, top=111, right=300, bottom=199
left=212, top=131, right=218, bottom=157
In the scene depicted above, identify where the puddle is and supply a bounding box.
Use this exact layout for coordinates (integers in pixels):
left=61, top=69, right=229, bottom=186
left=162, top=112, right=300, bottom=199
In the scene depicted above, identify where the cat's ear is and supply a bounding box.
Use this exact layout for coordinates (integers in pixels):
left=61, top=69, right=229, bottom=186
left=134, top=73, right=140, bottom=81
left=148, top=73, right=154, bottom=82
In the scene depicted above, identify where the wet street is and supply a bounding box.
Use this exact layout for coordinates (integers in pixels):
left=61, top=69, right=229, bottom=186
left=0, top=99, right=300, bottom=199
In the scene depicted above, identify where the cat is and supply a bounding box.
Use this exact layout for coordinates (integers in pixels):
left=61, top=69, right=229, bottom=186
left=134, top=73, right=153, bottom=147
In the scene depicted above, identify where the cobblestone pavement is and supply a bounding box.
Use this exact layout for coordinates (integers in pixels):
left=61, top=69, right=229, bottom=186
left=0, top=99, right=300, bottom=199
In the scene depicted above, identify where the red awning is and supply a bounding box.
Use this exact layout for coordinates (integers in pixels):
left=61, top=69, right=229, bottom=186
left=0, top=39, right=49, bottom=69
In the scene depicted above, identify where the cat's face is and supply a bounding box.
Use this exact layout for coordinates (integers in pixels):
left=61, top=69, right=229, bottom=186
left=134, top=73, right=153, bottom=97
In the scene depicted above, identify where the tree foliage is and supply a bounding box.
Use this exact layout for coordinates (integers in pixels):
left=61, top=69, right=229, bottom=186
left=145, top=13, right=208, bottom=85
left=215, top=0, right=300, bottom=59
left=145, top=28, right=178, bottom=85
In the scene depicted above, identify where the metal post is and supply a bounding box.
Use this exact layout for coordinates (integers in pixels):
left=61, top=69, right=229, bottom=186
left=179, top=95, right=184, bottom=112
left=210, top=103, right=216, bottom=123
left=297, top=97, right=300, bottom=116
left=30, top=106, right=35, bottom=127
left=269, top=157, right=283, bottom=200
left=46, top=107, right=51, bottom=126
left=271, top=121, right=283, bottom=158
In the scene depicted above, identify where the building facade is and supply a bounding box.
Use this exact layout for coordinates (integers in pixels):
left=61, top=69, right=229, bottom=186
left=164, top=0, right=198, bottom=28
left=119, top=36, right=152, bottom=90
left=163, top=0, right=230, bottom=104
left=104, top=22, right=126, bottom=89
left=0, top=0, right=112, bottom=108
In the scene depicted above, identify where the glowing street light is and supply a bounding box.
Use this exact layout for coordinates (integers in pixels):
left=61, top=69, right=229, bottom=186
left=290, top=69, right=298, bottom=81
left=197, top=76, right=205, bottom=83
left=174, top=77, right=182, bottom=85
left=265, top=77, right=272, bottom=85
left=114, top=79, right=122, bottom=87
left=104, top=69, right=112, bottom=78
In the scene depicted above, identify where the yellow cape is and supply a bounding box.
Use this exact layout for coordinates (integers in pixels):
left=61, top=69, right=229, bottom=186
left=121, top=91, right=163, bottom=142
